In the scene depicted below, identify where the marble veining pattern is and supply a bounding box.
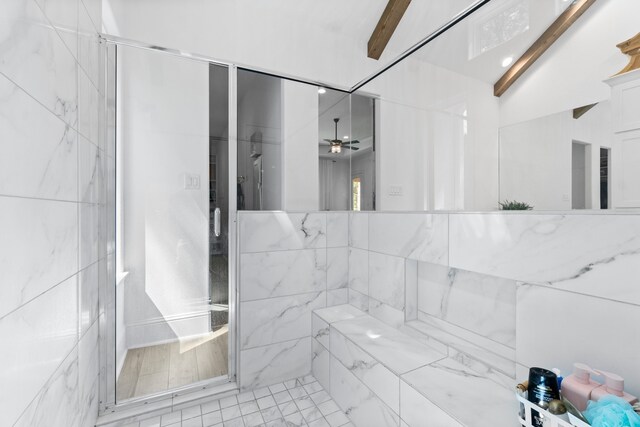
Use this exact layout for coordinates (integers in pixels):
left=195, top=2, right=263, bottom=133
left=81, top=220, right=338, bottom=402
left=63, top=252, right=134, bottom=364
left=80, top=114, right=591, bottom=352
left=240, top=338, right=312, bottom=390
left=0, top=74, right=78, bottom=201
left=331, top=316, right=445, bottom=375
left=400, top=357, right=517, bottom=427
left=417, top=262, right=516, bottom=348
left=241, top=292, right=326, bottom=349
left=0, top=0, right=78, bottom=127
left=0, top=196, right=78, bottom=318
left=369, top=252, right=405, bottom=311
left=240, top=249, right=327, bottom=301
left=239, top=212, right=326, bottom=253
left=368, top=213, right=448, bottom=264
left=449, top=213, right=640, bottom=304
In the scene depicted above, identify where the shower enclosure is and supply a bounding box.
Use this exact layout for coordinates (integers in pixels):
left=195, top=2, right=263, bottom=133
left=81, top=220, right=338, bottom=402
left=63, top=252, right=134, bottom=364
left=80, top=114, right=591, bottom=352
left=106, top=41, right=237, bottom=406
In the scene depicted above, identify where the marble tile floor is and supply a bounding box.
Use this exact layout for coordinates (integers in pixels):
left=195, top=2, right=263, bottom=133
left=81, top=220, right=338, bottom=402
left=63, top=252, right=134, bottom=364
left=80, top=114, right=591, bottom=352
left=117, top=375, right=353, bottom=427
left=117, top=328, right=229, bottom=401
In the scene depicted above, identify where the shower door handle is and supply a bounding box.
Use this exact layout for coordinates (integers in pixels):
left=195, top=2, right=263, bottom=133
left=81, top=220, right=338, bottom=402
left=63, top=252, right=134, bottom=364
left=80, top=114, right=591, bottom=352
left=214, top=207, right=221, bottom=237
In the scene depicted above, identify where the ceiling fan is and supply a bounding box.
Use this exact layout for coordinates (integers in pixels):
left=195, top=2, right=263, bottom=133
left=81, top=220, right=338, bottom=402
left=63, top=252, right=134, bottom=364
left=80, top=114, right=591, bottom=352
left=322, top=118, right=359, bottom=154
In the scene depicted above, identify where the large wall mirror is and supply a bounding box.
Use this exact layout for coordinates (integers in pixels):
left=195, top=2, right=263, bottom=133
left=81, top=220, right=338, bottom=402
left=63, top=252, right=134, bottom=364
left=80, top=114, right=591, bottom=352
left=236, top=0, right=638, bottom=212
left=353, top=0, right=638, bottom=212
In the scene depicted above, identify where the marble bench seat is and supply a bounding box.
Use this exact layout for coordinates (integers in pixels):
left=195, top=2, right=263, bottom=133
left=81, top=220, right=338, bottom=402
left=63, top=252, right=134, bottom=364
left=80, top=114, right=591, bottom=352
left=311, top=304, right=517, bottom=427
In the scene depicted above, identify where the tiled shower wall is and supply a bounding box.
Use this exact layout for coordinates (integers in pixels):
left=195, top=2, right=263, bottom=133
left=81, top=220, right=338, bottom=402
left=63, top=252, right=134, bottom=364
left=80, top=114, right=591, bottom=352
left=0, top=0, right=110, bottom=426
left=237, top=212, right=349, bottom=390
left=348, top=211, right=640, bottom=396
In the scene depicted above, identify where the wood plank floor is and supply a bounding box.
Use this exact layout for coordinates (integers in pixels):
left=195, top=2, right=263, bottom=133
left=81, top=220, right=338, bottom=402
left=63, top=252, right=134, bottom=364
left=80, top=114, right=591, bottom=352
left=116, top=327, right=228, bottom=401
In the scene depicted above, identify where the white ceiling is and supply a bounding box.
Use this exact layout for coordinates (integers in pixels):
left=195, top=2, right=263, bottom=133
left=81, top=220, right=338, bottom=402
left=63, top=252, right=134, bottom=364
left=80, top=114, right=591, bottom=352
left=391, top=0, right=573, bottom=84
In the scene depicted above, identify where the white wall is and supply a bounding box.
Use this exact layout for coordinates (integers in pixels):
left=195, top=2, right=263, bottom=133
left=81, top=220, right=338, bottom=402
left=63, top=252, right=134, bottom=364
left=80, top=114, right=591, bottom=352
left=319, top=159, right=350, bottom=211
left=360, top=57, right=500, bottom=211
left=119, top=46, right=210, bottom=348
left=282, top=80, right=320, bottom=211
left=499, top=0, right=640, bottom=127
left=500, top=102, right=613, bottom=211
left=500, top=111, right=572, bottom=210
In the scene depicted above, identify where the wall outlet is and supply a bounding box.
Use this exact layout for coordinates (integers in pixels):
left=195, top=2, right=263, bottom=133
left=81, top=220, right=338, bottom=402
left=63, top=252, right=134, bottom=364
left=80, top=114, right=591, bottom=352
left=184, top=173, right=201, bottom=190
left=389, top=185, right=403, bottom=196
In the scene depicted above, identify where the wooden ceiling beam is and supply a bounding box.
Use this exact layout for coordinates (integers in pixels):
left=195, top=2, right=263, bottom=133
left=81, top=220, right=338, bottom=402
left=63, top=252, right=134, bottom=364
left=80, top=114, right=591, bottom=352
left=573, top=103, right=598, bottom=119
left=493, top=0, right=596, bottom=97
left=367, top=0, right=412, bottom=60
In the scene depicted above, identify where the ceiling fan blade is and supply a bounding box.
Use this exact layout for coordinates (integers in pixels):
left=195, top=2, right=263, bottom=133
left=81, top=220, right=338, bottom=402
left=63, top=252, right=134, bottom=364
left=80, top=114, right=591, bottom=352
left=343, top=140, right=360, bottom=145
left=323, top=139, right=333, bottom=143
left=345, top=146, right=360, bottom=151
left=327, top=149, right=332, bottom=153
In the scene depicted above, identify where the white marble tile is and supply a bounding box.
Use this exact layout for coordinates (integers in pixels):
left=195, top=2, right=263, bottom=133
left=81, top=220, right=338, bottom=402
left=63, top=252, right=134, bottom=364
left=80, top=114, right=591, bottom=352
left=414, top=312, right=515, bottom=375
left=348, top=289, right=369, bottom=312
left=418, top=263, right=516, bottom=348
left=79, top=320, right=100, bottom=427
left=80, top=0, right=102, bottom=34
left=368, top=298, right=404, bottom=329
left=312, top=339, right=330, bottom=393
left=79, top=202, right=101, bottom=270
left=330, top=356, right=399, bottom=427
left=14, top=346, right=80, bottom=427
left=348, top=248, right=368, bottom=295
left=240, top=249, right=327, bottom=301
left=447, top=347, right=515, bottom=390
left=330, top=328, right=399, bottom=414
left=405, top=259, right=418, bottom=321
left=0, top=196, right=78, bottom=318
left=79, top=261, right=100, bottom=336
left=0, top=275, right=78, bottom=426
left=78, top=67, right=100, bottom=146
left=449, top=213, right=640, bottom=305
left=241, top=292, right=326, bottom=349
left=348, top=212, right=368, bottom=250
left=399, top=380, right=461, bottom=427
left=369, top=252, right=405, bottom=311
left=78, top=134, right=104, bottom=204
left=0, top=74, right=78, bottom=201
left=0, top=0, right=78, bottom=127
left=312, top=314, right=330, bottom=350
left=33, top=0, right=79, bottom=60
left=78, top=2, right=100, bottom=89
left=327, top=213, right=348, bottom=248
left=327, top=289, right=348, bottom=307
left=400, top=358, right=517, bottom=427
left=517, top=283, right=640, bottom=397
left=240, top=337, right=311, bottom=390
left=239, top=212, right=326, bottom=253
left=313, top=304, right=367, bottom=325
left=397, top=323, right=449, bottom=357
left=368, top=213, right=448, bottom=264
left=331, top=316, right=445, bottom=375
left=327, top=247, right=348, bottom=290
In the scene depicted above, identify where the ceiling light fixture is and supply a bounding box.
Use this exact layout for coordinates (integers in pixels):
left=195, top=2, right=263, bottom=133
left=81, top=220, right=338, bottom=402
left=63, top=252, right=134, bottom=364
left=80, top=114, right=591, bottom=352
left=343, top=135, right=349, bottom=139
left=501, top=56, right=514, bottom=68
left=331, top=145, right=341, bottom=154
left=318, top=88, right=326, bottom=94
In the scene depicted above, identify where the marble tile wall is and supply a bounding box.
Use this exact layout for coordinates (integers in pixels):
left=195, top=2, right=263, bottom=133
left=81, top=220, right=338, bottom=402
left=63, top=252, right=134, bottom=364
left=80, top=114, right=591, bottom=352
left=237, top=212, right=349, bottom=390
left=348, top=211, right=640, bottom=396
left=0, top=0, right=109, bottom=426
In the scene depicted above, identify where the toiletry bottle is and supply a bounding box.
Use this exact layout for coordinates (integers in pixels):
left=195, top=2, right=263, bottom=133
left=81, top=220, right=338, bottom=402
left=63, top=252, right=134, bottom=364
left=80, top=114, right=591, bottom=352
left=591, top=371, right=639, bottom=405
left=528, top=367, right=560, bottom=427
left=548, top=399, right=570, bottom=422
left=560, top=363, right=601, bottom=411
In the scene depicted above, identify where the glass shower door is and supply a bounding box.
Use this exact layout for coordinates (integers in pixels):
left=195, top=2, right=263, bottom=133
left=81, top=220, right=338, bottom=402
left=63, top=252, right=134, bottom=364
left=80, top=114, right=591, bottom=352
left=114, top=45, right=232, bottom=402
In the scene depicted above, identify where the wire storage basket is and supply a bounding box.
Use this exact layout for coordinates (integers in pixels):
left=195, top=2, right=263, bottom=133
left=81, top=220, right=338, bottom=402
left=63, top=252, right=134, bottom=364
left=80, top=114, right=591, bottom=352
left=516, top=393, right=591, bottom=427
